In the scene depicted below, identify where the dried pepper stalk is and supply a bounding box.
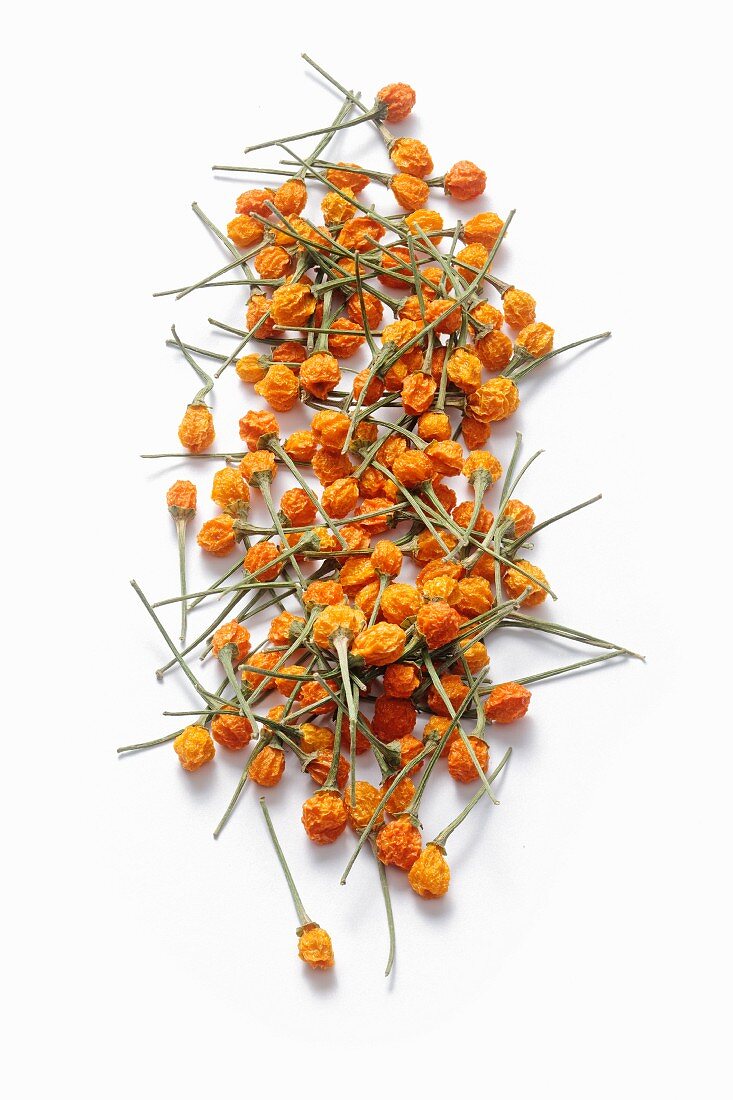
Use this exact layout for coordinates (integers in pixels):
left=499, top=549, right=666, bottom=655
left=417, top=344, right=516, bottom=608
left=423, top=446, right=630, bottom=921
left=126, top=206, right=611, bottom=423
left=260, top=797, right=334, bottom=969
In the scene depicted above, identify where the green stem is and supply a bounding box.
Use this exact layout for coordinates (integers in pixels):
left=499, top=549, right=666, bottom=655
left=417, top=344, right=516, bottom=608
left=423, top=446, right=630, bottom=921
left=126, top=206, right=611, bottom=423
left=505, top=494, right=602, bottom=555
left=156, top=586, right=279, bottom=679
left=280, top=156, right=391, bottom=186
left=258, top=477, right=306, bottom=589
left=261, top=435, right=348, bottom=548
left=373, top=461, right=451, bottom=554
left=170, top=325, right=214, bottom=404
left=191, top=201, right=240, bottom=259
left=260, top=798, right=312, bottom=928
left=432, top=748, right=513, bottom=848
left=340, top=742, right=435, bottom=885
left=117, top=728, right=184, bottom=754
left=446, top=469, right=491, bottom=559
left=509, top=332, right=611, bottom=382
left=213, top=307, right=272, bottom=379
left=246, top=608, right=319, bottom=708
left=244, top=106, right=384, bottom=154
left=152, top=578, right=298, bottom=607
left=410, top=669, right=492, bottom=824
left=339, top=345, right=392, bottom=454
left=300, top=54, right=394, bottom=145
left=328, top=635, right=355, bottom=789
left=163, top=339, right=227, bottom=362
left=371, top=837, right=396, bottom=977
left=423, top=651, right=498, bottom=805
left=154, top=240, right=268, bottom=301
left=506, top=649, right=627, bottom=687
left=130, top=580, right=221, bottom=709
left=502, top=614, right=643, bottom=660
left=217, top=644, right=260, bottom=739
left=368, top=574, right=390, bottom=628
left=213, top=737, right=268, bottom=839
left=175, top=517, right=189, bottom=644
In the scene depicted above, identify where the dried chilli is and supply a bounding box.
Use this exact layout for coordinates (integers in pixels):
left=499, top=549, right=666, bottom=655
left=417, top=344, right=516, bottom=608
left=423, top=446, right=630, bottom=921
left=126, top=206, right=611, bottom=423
left=125, top=56, right=643, bottom=978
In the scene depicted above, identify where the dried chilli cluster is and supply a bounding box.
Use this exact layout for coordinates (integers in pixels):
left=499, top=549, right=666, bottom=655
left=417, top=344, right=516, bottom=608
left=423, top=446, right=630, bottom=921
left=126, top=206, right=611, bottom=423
left=125, top=56, right=641, bottom=976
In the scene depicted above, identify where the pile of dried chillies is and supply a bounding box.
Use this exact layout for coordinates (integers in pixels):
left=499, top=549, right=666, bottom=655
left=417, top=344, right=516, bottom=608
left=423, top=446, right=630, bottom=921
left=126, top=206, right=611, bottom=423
left=123, top=55, right=641, bottom=975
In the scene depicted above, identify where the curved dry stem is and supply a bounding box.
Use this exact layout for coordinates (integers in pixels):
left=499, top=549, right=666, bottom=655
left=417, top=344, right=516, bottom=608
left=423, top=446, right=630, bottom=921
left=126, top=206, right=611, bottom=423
left=259, top=797, right=312, bottom=928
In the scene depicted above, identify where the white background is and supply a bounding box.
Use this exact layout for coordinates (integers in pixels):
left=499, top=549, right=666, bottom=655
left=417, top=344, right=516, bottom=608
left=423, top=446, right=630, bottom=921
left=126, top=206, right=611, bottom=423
left=3, top=2, right=731, bottom=1096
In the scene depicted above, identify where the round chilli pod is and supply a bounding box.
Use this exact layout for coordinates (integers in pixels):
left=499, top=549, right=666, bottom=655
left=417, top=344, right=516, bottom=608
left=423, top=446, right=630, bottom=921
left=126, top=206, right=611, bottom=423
left=211, top=467, right=250, bottom=514
left=502, top=499, right=536, bottom=542
left=462, top=211, right=505, bottom=250
left=259, top=798, right=334, bottom=970
left=484, top=681, right=532, bottom=724
left=404, top=208, right=444, bottom=242
left=226, top=212, right=266, bottom=249
left=511, top=321, right=555, bottom=368
left=452, top=500, right=493, bottom=538
left=253, top=244, right=293, bottom=281
left=422, top=575, right=459, bottom=604
left=325, top=162, right=371, bottom=192
left=375, top=815, right=423, bottom=871
left=249, top=741, right=286, bottom=788
left=345, top=781, right=384, bottom=833
left=172, top=326, right=215, bottom=454
left=283, top=429, right=318, bottom=464
left=390, top=173, right=430, bottom=211
left=239, top=409, right=280, bottom=452
left=235, top=353, right=267, bottom=385
left=383, top=662, right=422, bottom=699
left=446, top=347, right=483, bottom=394
left=196, top=513, right=237, bottom=556
left=467, top=378, right=520, bottom=424
left=502, top=287, right=537, bottom=329
left=375, top=81, right=416, bottom=122
left=371, top=695, right=418, bottom=743
left=272, top=177, right=309, bottom=216
left=300, top=351, right=342, bottom=400
left=389, top=137, right=434, bottom=179
left=441, top=160, right=487, bottom=202
left=328, top=319, right=365, bottom=360
left=301, top=787, right=349, bottom=846
left=447, top=734, right=489, bottom=783
left=503, top=559, right=550, bottom=607
left=254, top=362, right=300, bottom=412
left=351, top=622, right=407, bottom=667
left=211, top=708, right=253, bottom=752
left=321, top=187, right=357, bottom=226
left=476, top=329, right=514, bottom=373
left=173, top=725, right=215, bottom=772
left=298, top=722, right=335, bottom=755
left=366, top=539, right=404, bottom=626
left=235, top=187, right=275, bottom=217
left=416, top=602, right=463, bottom=652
